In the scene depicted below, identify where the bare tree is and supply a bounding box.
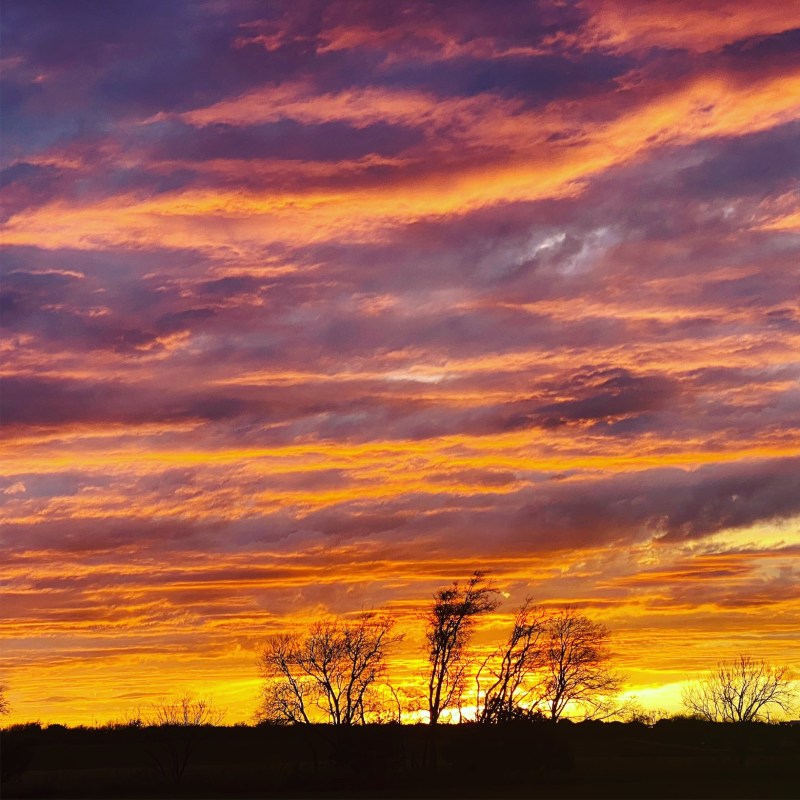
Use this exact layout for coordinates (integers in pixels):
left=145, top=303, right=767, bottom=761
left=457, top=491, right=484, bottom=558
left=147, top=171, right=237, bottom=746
left=382, top=683, right=424, bottom=725
left=149, top=695, right=224, bottom=727
left=0, top=684, right=10, bottom=716
left=145, top=695, right=224, bottom=785
left=425, top=571, right=499, bottom=725
left=619, top=700, right=670, bottom=726
left=539, top=607, right=622, bottom=721
left=256, top=613, right=401, bottom=725
left=682, top=655, right=795, bottom=722
left=476, top=599, right=547, bottom=723
left=257, top=633, right=314, bottom=724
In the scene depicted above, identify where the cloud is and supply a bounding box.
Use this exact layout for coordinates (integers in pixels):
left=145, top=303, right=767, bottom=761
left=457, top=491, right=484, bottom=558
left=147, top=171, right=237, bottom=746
left=2, top=0, right=800, bottom=726
left=584, top=0, right=800, bottom=54
left=150, top=119, right=425, bottom=163
left=531, top=371, right=678, bottom=428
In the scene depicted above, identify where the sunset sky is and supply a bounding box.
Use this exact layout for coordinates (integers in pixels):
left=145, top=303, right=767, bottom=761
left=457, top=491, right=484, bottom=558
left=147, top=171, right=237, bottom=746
left=1, top=0, right=799, bottom=726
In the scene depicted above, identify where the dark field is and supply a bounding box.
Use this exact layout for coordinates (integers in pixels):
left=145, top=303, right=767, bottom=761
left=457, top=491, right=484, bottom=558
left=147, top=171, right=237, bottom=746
left=2, top=719, right=798, bottom=799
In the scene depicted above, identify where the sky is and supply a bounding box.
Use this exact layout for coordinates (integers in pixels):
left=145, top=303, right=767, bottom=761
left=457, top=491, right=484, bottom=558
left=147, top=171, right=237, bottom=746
left=1, top=0, right=799, bottom=726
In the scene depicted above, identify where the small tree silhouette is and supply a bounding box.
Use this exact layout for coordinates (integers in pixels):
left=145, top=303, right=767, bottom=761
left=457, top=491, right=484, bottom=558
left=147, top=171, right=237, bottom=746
left=0, top=684, right=10, bottom=717
left=682, top=655, right=795, bottom=722
left=539, top=606, right=622, bottom=721
left=150, top=695, right=223, bottom=727
left=145, top=694, right=224, bottom=785
left=476, top=599, right=547, bottom=723
left=256, top=612, right=401, bottom=725
left=425, top=571, right=499, bottom=725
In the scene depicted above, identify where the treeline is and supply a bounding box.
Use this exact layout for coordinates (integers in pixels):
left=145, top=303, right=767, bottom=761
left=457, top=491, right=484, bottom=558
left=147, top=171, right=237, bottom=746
left=0, top=573, right=795, bottom=732
left=255, top=572, right=795, bottom=727
left=1, top=572, right=797, bottom=798
left=257, top=573, right=621, bottom=726
left=4, top=716, right=800, bottom=799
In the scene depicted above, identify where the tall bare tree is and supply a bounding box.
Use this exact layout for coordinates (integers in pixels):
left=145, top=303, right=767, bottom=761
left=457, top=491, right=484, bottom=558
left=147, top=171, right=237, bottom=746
left=476, top=599, right=547, bottom=723
left=682, top=654, right=795, bottom=722
left=539, top=606, right=621, bottom=721
left=425, top=571, right=499, bottom=725
left=256, top=613, right=400, bottom=725
left=0, top=684, right=10, bottom=716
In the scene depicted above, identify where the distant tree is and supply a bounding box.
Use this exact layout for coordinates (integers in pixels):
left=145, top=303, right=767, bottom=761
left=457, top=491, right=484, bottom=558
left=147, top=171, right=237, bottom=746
left=256, top=613, right=401, bottom=725
left=149, top=694, right=224, bottom=727
left=425, top=571, right=499, bottom=725
left=618, top=698, right=670, bottom=726
left=682, top=655, right=795, bottom=722
left=383, top=683, right=425, bottom=725
left=539, top=607, right=622, bottom=721
left=476, top=599, right=547, bottom=723
left=145, top=695, right=224, bottom=785
left=0, top=684, right=10, bottom=716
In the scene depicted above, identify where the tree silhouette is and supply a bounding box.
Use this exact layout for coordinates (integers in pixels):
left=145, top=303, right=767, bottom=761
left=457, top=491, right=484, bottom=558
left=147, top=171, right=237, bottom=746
left=476, top=599, right=546, bottom=723
left=145, top=695, right=224, bottom=785
left=149, top=695, right=224, bottom=727
left=257, top=633, right=314, bottom=724
left=425, top=571, right=499, bottom=725
left=0, top=684, right=10, bottom=717
left=539, top=607, right=622, bottom=721
left=256, top=613, right=400, bottom=725
left=682, top=654, right=795, bottom=722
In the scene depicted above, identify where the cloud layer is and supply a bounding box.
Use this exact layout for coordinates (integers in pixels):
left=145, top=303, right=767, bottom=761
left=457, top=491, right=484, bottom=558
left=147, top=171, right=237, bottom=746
left=1, top=0, right=799, bottom=724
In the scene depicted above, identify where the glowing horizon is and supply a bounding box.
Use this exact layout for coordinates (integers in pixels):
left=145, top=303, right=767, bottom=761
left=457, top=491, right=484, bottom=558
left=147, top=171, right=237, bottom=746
left=1, top=0, right=799, bottom=727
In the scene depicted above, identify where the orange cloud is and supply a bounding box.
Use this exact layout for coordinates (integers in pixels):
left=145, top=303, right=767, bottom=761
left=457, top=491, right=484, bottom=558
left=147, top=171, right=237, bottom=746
left=5, top=66, right=799, bottom=256
left=585, top=0, right=800, bottom=53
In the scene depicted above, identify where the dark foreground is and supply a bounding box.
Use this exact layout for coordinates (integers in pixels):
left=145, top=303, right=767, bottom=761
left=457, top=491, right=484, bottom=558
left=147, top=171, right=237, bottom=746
left=2, top=719, right=798, bottom=799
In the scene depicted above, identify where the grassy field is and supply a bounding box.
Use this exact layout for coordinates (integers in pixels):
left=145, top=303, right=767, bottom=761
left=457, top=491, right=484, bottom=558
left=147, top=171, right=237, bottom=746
left=2, top=719, right=798, bottom=798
